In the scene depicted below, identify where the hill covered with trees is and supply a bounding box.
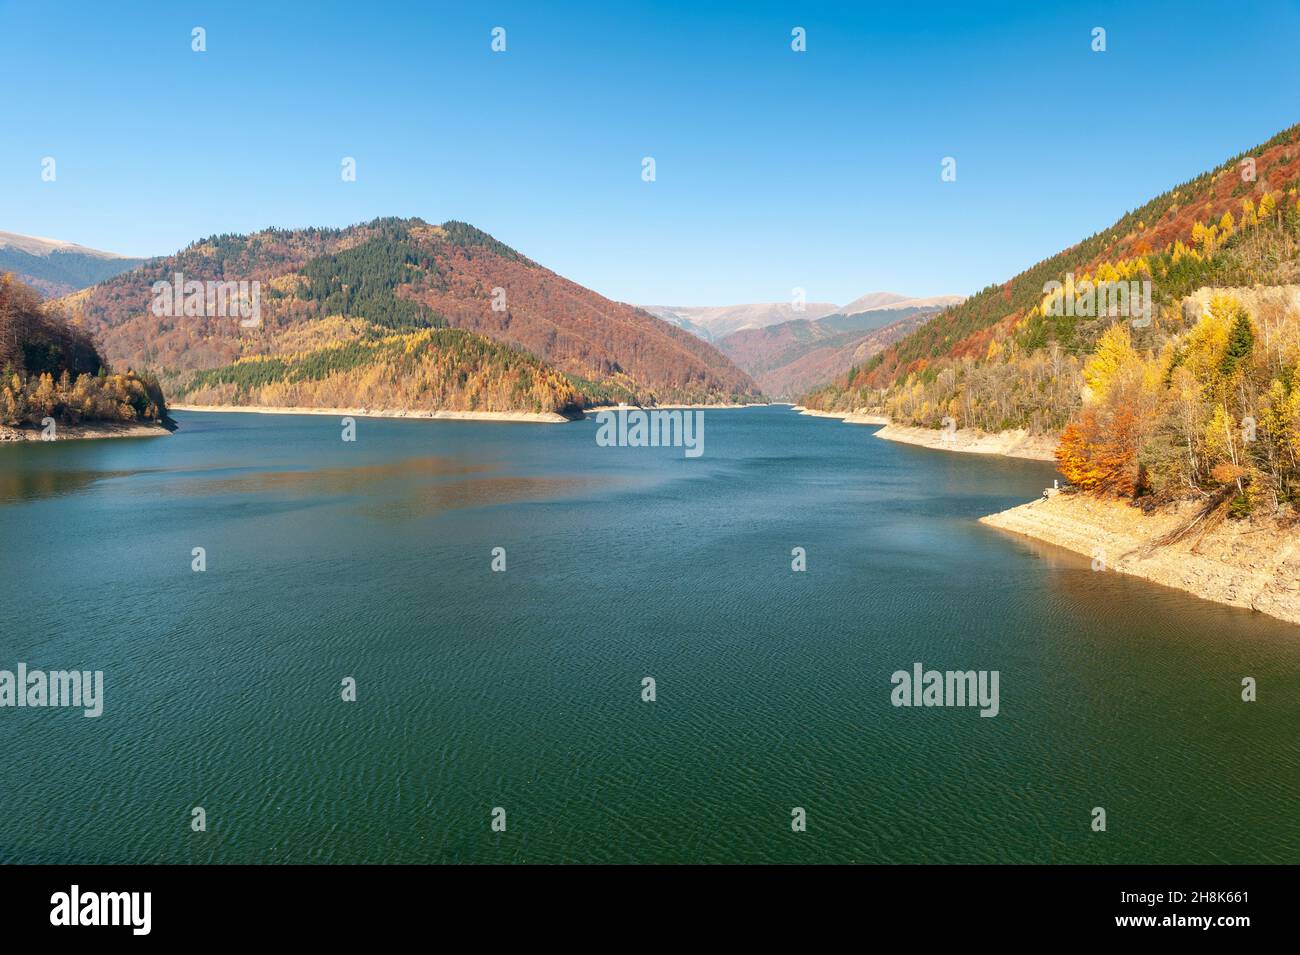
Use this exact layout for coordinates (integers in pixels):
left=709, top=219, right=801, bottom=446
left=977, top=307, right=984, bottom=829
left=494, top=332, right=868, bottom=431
left=804, top=122, right=1300, bottom=515
left=174, top=319, right=583, bottom=415
left=62, top=218, right=760, bottom=413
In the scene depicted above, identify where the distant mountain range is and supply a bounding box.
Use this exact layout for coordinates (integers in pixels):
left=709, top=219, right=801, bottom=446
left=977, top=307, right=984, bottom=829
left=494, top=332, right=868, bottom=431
left=641, top=292, right=963, bottom=397
left=643, top=301, right=841, bottom=341
left=0, top=231, right=144, bottom=297
left=55, top=217, right=760, bottom=414
left=714, top=304, right=951, bottom=398
left=642, top=293, right=962, bottom=342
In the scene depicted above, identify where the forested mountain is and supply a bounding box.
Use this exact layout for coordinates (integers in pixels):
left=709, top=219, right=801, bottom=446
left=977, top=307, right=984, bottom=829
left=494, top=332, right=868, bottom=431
left=0, top=232, right=144, bottom=297
left=715, top=305, right=945, bottom=397
left=0, top=274, right=165, bottom=430
left=60, top=218, right=760, bottom=413
left=803, top=121, right=1300, bottom=515
left=175, top=319, right=582, bottom=414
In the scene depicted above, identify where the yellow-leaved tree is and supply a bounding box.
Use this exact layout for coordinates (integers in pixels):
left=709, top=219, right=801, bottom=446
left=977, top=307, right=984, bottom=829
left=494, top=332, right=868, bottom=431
left=1258, top=191, right=1277, bottom=223
left=1082, top=322, right=1139, bottom=401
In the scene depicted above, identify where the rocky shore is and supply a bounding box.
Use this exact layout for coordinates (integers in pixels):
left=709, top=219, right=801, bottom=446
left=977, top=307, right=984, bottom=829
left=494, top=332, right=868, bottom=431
left=791, top=407, right=1057, bottom=460
left=0, top=421, right=171, bottom=443
left=981, top=491, right=1300, bottom=626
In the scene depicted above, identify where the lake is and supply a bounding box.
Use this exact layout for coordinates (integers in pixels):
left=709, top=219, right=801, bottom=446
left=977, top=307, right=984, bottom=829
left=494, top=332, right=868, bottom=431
left=1, top=406, right=1296, bottom=863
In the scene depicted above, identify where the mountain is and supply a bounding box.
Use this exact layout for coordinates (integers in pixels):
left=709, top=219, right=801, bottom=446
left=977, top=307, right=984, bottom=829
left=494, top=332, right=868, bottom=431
left=0, top=274, right=165, bottom=433
left=637, top=306, right=715, bottom=340
left=715, top=305, right=947, bottom=397
left=641, top=293, right=963, bottom=343
left=641, top=301, right=841, bottom=341
left=803, top=120, right=1300, bottom=519
left=837, top=291, right=909, bottom=313
left=58, top=217, right=760, bottom=415
left=0, top=231, right=145, bottom=297
left=837, top=292, right=964, bottom=317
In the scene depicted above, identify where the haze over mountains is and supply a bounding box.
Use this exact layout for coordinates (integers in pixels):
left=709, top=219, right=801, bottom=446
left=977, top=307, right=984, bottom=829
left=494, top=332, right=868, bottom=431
left=642, top=292, right=962, bottom=342
left=643, top=302, right=840, bottom=341
left=0, top=231, right=144, bottom=298
left=715, top=305, right=947, bottom=398
left=642, top=292, right=964, bottom=398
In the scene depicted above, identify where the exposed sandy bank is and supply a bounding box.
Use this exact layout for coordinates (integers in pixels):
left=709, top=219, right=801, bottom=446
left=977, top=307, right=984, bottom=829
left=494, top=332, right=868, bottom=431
left=583, top=402, right=771, bottom=413
left=794, top=407, right=1058, bottom=459
left=873, top=424, right=1058, bottom=461
left=168, top=404, right=572, bottom=424
left=791, top=406, right=891, bottom=425
left=0, top=421, right=171, bottom=443
left=981, top=491, right=1300, bottom=626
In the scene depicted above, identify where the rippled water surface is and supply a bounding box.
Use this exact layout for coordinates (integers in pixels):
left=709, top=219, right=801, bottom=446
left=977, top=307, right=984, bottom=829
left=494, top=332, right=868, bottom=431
left=1, top=407, right=1296, bottom=862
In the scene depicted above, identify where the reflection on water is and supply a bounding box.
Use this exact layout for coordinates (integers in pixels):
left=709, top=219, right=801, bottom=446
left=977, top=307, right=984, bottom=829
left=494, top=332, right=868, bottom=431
left=368, top=475, right=604, bottom=520
left=170, top=455, right=493, bottom=498
left=0, top=466, right=159, bottom=505
left=0, top=450, right=599, bottom=518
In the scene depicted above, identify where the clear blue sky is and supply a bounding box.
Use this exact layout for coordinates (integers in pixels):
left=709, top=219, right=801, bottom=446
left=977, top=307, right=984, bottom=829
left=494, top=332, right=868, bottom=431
left=3, top=0, right=1298, bottom=305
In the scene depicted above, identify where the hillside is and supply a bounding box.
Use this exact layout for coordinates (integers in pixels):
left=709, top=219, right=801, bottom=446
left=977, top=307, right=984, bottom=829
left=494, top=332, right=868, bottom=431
left=60, top=217, right=760, bottom=413
left=0, top=231, right=145, bottom=297
left=805, top=120, right=1300, bottom=526
left=803, top=123, right=1300, bottom=438
left=715, top=306, right=941, bottom=397
left=0, top=273, right=166, bottom=436
left=173, top=318, right=582, bottom=415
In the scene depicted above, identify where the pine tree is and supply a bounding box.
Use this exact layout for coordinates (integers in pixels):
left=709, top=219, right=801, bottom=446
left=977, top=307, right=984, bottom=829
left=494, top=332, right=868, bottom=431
left=1219, top=308, right=1254, bottom=379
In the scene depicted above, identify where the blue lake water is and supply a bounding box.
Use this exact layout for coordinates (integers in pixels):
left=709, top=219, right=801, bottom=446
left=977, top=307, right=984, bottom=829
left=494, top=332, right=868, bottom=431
left=1, top=406, right=1296, bottom=862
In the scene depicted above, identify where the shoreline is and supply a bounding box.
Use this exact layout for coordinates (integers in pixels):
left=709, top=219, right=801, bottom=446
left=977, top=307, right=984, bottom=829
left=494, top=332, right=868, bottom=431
left=791, top=406, right=890, bottom=425
left=793, top=406, right=1055, bottom=457
left=582, top=401, right=771, bottom=412
left=808, top=404, right=1299, bottom=624
left=168, top=404, right=574, bottom=424
left=170, top=401, right=774, bottom=422
left=981, top=491, right=1300, bottom=627
left=0, top=421, right=171, bottom=444
left=873, top=423, right=1058, bottom=461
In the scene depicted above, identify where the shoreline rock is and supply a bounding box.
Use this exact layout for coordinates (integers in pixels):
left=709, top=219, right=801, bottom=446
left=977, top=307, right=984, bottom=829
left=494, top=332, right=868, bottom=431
left=808, top=406, right=1300, bottom=624
left=792, top=406, right=891, bottom=425
left=981, top=491, right=1300, bottom=626
left=793, top=407, right=1057, bottom=459
left=0, top=421, right=171, bottom=443
left=873, top=424, right=1058, bottom=461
